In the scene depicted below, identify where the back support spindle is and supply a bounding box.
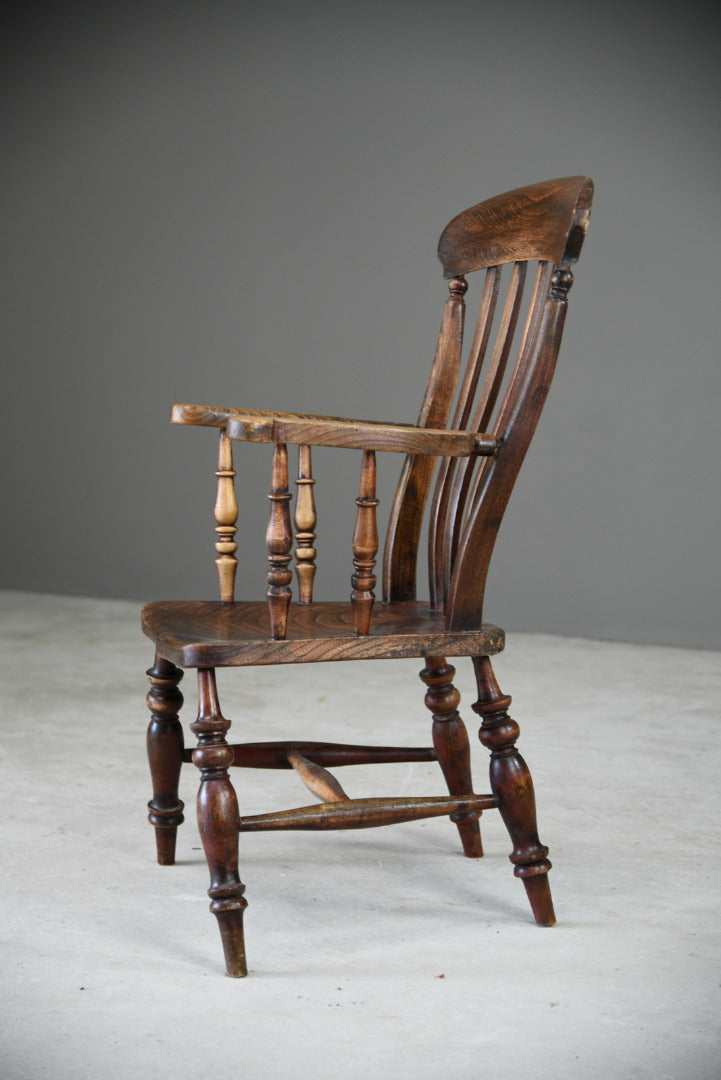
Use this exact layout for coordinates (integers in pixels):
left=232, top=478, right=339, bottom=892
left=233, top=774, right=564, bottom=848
left=383, top=275, right=467, bottom=604
left=430, top=260, right=546, bottom=613
left=445, top=264, right=576, bottom=630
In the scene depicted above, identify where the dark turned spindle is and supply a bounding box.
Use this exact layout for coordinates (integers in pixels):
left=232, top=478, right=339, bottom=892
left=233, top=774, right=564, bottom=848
left=266, top=443, right=293, bottom=639
left=351, top=449, right=379, bottom=635
left=146, top=656, right=185, bottom=865
left=472, top=655, right=555, bottom=926
left=191, top=668, right=248, bottom=977
left=421, top=656, right=483, bottom=858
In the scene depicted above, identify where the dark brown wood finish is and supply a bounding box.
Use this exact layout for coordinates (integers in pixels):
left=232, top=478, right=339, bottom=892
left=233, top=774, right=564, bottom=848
left=421, top=656, right=483, bottom=858
left=142, top=600, right=505, bottom=667
left=437, top=175, right=593, bottom=276
left=383, top=274, right=468, bottom=602
left=209, top=740, right=438, bottom=769
left=238, top=794, right=496, bottom=832
left=265, top=443, right=293, bottom=639
left=142, top=176, right=593, bottom=974
left=473, top=655, right=555, bottom=925
left=145, top=656, right=185, bottom=865
left=191, top=668, right=248, bottom=977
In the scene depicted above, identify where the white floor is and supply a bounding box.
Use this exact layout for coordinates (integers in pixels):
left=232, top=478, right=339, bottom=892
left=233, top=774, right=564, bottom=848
left=1, top=591, right=719, bottom=1080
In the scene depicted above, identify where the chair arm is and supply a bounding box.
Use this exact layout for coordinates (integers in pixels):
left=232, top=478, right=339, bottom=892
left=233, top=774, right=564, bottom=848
left=171, top=403, right=499, bottom=457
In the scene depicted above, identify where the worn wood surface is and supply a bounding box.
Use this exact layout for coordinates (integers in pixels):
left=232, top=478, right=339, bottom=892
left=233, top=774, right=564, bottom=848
left=438, top=175, right=593, bottom=276
left=287, top=751, right=350, bottom=803
left=142, top=600, right=505, bottom=667
left=238, top=793, right=496, bottom=832
left=172, top=403, right=498, bottom=456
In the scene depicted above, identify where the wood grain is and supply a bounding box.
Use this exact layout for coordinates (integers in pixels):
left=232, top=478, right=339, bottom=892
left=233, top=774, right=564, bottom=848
left=238, top=793, right=497, bottom=832
left=172, top=403, right=498, bottom=456
left=265, top=443, right=293, bottom=639
left=142, top=600, right=504, bottom=667
left=438, top=175, right=593, bottom=276
left=351, top=449, right=379, bottom=634
left=383, top=276, right=468, bottom=602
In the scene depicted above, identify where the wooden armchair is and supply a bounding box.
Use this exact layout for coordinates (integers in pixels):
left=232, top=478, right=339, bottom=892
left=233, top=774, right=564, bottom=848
left=142, top=176, right=593, bottom=976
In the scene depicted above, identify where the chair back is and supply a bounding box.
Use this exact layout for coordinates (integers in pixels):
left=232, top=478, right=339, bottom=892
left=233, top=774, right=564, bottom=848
left=383, top=176, right=593, bottom=629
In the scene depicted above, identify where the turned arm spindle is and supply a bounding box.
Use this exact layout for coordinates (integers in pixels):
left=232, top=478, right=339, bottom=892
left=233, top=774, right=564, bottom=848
left=266, top=442, right=293, bottom=639
left=294, top=444, right=317, bottom=603
left=214, top=430, right=238, bottom=603
left=351, top=449, right=379, bottom=635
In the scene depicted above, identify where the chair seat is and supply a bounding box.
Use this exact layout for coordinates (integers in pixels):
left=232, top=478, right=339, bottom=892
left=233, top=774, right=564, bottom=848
left=142, top=600, right=504, bottom=668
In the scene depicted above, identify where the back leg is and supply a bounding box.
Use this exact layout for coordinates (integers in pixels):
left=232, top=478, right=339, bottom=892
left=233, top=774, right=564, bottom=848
left=146, top=655, right=185, bottom=865
left=420, top=656, right=483, bottom=858
left=472, top=655, right=555, bottom=925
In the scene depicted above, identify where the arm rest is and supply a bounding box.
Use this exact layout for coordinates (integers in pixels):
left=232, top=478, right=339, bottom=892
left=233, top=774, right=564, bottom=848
left=171, top=403, right=499, bottom=457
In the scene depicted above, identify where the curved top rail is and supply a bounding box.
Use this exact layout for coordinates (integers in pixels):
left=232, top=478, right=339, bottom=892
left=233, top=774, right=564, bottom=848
left=437, top=176, right=593, bottom=278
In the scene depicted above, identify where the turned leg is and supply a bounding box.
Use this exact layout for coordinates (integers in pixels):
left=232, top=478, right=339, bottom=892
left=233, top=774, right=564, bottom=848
left=472, top=656, right=555, bottom=925
left=146, top=656, right=185, bottom=866
left=421, top=656, right=483, bottom=858
left=191, top=668, right=248, bottom=977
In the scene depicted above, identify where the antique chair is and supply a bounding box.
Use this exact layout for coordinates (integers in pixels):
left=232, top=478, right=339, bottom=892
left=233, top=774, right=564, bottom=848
left=142, top=176, right=593, bottom=976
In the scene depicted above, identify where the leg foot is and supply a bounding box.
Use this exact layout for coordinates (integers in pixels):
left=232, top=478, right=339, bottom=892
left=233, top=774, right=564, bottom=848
left=146, top=656, right=185, bottom=865
left=214, top=905, right=248, bottom=978
left=521, top=872, right=556, bottom=926
left=421, top=656, right=483, bottom=858
left=192, top=668, right=248, bottom=977
left=472, top=656, right=554, bottom=923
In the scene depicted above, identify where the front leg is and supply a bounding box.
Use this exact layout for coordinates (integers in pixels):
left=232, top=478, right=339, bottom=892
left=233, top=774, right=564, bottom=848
left=472, top=656, right=555, bottom=926
left=146, top=656, right=185, bottom=865
left=191, top=668, right=248, bottom=977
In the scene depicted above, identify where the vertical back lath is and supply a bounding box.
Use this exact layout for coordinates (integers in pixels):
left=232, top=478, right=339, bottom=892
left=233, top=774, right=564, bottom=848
left=382, top=276, right=467, bottom=602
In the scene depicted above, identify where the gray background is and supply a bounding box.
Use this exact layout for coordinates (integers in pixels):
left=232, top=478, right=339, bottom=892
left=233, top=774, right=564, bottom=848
left=3, top=1, right=719, bottom=648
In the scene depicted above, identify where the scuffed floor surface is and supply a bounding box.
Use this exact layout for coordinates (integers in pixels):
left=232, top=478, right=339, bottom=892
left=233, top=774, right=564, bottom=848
left=1, top=591, right=719, bottom=1080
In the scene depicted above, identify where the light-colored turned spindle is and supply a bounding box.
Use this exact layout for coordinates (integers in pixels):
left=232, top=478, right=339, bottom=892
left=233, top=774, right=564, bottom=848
left=286, top=751, right=349, bottom=803
left=351, top=449, right=379, bottom=635
left=266, top=443, right=293, bottom=639
left=294, top=444, right=317, bottom=604
left=214, top=430, right=238, bottom=603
